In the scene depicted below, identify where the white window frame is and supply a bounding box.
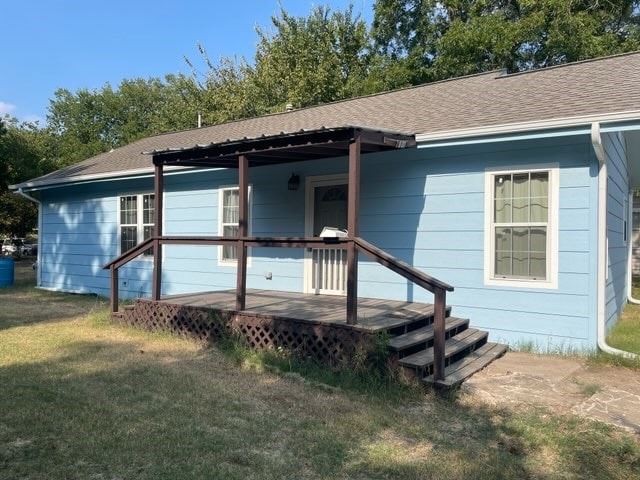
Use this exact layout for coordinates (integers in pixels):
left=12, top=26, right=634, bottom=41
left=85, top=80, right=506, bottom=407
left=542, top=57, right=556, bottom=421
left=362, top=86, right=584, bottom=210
left=483, top=164, right=559, bottom=289
left=117, top=193, right=155, bottom=258
left=217, top=185, right=252, bottom=266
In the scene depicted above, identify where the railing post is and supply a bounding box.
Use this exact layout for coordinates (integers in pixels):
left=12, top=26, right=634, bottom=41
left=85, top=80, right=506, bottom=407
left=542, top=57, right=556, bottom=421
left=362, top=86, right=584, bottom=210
left=433, top=287, right=446, bottom=382
left=152, top=163, right=164, bottom=301
left=346, top=132, right=361, bottom=325
left=236, top=154, right=249, bottom=311
left=110, top=265, right=119, bottom=314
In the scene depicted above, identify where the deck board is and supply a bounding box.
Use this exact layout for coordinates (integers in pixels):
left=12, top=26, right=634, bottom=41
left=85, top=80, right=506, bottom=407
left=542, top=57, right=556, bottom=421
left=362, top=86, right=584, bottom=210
left=161, top=289, right=435, bottom=333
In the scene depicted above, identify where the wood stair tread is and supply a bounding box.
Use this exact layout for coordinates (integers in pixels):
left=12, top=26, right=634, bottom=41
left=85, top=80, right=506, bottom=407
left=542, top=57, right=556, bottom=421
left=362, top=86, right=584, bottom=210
left=424, top=342, right=508, bottom=387
left=398, top=328, right=488, bottom=369
left=387, top=317, right=469, bottom=351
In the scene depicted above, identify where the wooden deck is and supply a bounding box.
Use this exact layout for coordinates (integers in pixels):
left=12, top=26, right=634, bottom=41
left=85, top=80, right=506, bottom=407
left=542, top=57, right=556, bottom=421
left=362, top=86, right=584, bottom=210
left=161, top=289, right=437, bottom=333
left=117, top=288, right=506, bottom=387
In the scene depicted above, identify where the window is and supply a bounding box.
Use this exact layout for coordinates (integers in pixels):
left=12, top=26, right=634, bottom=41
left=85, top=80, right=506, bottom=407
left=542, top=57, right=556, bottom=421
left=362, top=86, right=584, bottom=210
left=484, top=166, right=558, bottom=288
left=119, top=194, right=154, bottom=255
left=218, top=186, right=251, bottom=264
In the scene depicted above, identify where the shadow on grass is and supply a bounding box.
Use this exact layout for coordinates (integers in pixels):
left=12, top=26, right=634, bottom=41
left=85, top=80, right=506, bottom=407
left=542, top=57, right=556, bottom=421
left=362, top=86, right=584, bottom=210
left=0, top=283, right=106, bottom=331
left=3, top=331, right=636, bottom=480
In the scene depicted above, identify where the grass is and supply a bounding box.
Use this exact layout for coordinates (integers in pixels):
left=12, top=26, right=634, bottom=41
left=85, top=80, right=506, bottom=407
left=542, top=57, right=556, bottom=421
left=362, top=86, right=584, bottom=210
left=589, top=276, right=640, bottom=368
left=1, top=260, right=639, bottom=479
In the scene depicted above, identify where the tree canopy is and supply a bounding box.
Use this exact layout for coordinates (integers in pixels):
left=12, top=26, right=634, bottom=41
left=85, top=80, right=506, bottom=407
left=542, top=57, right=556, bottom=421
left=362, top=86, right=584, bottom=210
left=371, top=0, right=640, bottom=85
left=0, top=117, right=54, bottom=236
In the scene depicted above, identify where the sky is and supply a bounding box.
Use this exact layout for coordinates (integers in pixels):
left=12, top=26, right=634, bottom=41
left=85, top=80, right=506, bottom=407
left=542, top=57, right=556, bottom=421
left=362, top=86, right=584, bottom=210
left=0, top=0, right=372, bottom=124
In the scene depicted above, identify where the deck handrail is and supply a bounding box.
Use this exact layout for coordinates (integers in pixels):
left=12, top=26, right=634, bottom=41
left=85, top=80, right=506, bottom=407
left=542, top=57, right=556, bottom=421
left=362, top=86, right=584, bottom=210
left=353, top=237, right=454, bottom=293
left=104, top=234, right=452, bottom=381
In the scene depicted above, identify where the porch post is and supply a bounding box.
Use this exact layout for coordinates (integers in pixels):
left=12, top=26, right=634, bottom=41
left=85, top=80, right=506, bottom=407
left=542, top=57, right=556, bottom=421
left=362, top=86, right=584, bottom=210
left=110, top=265, right=119, bottom=313
left=236, top=154, right=249, bottom=311
left=152, top=162, right=164, bottom=301
left=433, top=287, right=446, bottom=382
left=346, top=133, right=361, bottom=325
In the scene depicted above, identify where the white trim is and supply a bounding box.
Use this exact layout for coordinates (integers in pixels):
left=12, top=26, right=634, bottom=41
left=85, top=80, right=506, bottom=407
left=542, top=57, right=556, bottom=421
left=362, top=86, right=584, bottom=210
left=116, top=192, right=155, bottom=260
left=483, top=163, right=559, bottom=289
left=417, top=110, right=640, bottom=144
left=303, top=173, right=348, bottom=294
left=10, top=165, right=200, bottom=191
left=217, top=185, right=252, bottom=267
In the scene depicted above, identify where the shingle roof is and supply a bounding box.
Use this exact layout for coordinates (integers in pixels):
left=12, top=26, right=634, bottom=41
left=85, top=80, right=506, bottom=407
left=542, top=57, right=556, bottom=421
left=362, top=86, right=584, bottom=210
left=16, top=50, right=640, bottom=189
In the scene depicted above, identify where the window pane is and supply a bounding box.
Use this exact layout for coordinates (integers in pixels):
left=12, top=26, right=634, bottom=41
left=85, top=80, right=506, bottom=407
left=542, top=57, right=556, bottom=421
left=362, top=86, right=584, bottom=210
left=512, top=196, right=529, bottom=222
left=143, top=194, right=154, bottom=224
left=494, top=175, right=511, bottom=222
left=530, top=253, right=547, bottom=278
left=512, top=250, right=529, bottom=277
left=495, top=227, right=512, bottom=252
left=224, top=225, right=238, bottom=238
left=223, top=189, right=239, bottom=223
left=222, top=225, right=239, bottom=261
left=120, top=226, right=137, bottom=253
left=494, top=198, right=511, bottom=223
left=120, top=196, right=137, bottom=225
left=511, top=227, right=528, bottom=277
left=222, top=244, right=237, bottom=261
left=512, top=173, right=529, bottom=197
left=143, top=225, right=154, bottom=256
left=530, top=172, right=548, bottom=222
left=530, top=227, right=547, bottom=252
left=495, top=251, right=511, bottom=276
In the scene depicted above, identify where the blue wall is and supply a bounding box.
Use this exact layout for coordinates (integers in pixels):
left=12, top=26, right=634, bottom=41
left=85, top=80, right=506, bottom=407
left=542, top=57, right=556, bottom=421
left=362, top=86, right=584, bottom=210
left=38, top=134, right=600, bottom=349
left=603, top=132, right=630, bottom=332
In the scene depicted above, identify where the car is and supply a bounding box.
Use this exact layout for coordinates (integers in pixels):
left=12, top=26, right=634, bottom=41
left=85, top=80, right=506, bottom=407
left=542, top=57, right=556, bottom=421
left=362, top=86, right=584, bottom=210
left=2, top=238, right=34, bottom=256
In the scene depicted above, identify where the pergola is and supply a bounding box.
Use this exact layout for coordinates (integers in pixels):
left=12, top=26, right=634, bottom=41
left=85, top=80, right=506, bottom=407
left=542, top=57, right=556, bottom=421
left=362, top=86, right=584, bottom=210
left=106, top=125, right=455, bottom=380
left=148, top=125, right=417, bottom=323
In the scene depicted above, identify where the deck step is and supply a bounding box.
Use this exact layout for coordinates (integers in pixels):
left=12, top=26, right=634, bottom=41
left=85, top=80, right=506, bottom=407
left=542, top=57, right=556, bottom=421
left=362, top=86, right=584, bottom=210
left=387, top=317, right=469, bottom=351
left=398, top=328, right=488, bottom=371
left=424, top=342, right=508, bottom=387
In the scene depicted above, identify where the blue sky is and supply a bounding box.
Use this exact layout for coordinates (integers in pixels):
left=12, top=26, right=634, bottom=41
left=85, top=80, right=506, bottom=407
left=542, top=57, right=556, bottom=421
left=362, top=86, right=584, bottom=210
left=0, top=0, right=371, bottom=124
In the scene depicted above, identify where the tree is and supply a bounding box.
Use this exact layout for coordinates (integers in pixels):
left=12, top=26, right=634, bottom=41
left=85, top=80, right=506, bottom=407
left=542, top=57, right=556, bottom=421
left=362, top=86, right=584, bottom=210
left=250, top=5, right=371, bottom=111
left=186, top=4, right=372, bottom=120
left=0, top=117, right=54, bottom=236
left=371, top=0, right=640, bottom=84
left=46, top=75, right=204, bottom=167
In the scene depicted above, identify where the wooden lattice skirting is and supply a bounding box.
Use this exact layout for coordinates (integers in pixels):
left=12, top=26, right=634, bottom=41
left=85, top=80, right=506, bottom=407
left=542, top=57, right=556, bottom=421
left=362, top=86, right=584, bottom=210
left=116, top=299, right=376, bottom=366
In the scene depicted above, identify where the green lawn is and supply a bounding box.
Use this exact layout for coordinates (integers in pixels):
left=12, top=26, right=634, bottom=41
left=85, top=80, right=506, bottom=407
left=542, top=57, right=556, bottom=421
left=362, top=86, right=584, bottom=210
left=590, top=277, right=640, bottom=368
left=1, top=261, right=639, bottom=479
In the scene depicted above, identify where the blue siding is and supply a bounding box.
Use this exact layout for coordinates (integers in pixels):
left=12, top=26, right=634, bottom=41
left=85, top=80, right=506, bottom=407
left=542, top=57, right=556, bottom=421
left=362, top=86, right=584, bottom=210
left=604, top=132, right=630, bottom=332
left=38, top=135, right=601, bottom=349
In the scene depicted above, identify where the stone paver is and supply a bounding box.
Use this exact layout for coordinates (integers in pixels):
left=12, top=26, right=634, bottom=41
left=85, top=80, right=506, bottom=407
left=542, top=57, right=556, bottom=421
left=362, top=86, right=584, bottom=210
left=462, top=352, right=640, bottom=433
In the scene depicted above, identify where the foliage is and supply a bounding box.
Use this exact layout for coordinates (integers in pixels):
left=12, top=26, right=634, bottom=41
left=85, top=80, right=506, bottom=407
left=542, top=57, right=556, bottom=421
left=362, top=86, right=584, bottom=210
left=46, top=75, right=203, bottom=166
left=0, top=116, right=55, bottom=236
left=184, top=4, right=371, bottom=121
left=371, top=0, right=640, bottom=85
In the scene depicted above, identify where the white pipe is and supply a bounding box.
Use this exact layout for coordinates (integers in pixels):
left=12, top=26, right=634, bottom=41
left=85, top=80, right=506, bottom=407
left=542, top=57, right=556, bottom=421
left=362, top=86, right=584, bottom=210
left=15, top=188, right=41, bottom=286
left=592, top=123, right=639, bottom=359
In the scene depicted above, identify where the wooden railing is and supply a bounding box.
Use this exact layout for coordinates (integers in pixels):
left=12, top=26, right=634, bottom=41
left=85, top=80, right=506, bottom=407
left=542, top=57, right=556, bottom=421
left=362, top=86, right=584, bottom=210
left=103, top=235, right=453, bottom=380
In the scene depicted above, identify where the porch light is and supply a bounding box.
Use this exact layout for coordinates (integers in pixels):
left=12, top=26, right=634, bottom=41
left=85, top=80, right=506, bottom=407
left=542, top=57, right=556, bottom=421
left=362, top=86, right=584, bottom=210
left=288, top=172, right=300, bottom=190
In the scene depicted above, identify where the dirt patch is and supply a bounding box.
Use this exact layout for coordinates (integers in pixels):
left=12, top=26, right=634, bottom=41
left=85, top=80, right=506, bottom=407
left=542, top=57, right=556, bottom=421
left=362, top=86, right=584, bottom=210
left=461, top=352, right=640, bottom=433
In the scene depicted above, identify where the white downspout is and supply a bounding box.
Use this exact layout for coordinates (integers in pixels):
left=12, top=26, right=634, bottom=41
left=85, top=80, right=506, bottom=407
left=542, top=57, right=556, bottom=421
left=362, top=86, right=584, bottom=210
left=15, top=188, right=42, bottom=287
left=592, top=123, right=639, bottom=359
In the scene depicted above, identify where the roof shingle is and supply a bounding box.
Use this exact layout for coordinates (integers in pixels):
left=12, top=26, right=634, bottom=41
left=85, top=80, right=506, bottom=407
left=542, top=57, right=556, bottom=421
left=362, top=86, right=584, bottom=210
left=19, top=51, right=640, bottom=188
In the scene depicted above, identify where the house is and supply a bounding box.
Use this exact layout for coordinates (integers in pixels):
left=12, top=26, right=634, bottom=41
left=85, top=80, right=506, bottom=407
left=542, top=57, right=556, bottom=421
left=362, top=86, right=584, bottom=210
left=10, top=51, right=640, bottom=372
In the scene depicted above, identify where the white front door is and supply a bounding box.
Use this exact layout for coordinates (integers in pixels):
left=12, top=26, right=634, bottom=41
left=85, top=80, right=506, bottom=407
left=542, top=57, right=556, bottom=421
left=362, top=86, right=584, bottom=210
left=304, top=175, right=348, bottom=295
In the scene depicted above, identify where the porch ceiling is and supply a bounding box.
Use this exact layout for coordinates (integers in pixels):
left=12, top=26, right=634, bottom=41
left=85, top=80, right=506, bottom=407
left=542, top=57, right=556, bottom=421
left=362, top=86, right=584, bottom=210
left=147, top=125, right=416, bottom=168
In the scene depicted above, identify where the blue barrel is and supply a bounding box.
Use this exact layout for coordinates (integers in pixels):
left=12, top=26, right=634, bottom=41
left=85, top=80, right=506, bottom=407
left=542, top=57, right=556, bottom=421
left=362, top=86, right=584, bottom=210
left=0, top=257, right=14, bottom=287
